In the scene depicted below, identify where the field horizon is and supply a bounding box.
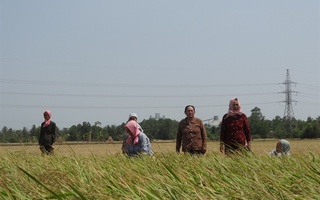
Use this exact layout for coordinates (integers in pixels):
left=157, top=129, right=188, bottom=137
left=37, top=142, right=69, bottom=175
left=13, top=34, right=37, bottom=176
left=0, top=139, right=319, bottom=156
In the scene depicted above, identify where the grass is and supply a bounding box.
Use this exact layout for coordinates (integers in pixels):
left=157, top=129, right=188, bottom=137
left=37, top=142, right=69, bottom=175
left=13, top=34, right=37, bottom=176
left=0, top=140, right=319, bottom=199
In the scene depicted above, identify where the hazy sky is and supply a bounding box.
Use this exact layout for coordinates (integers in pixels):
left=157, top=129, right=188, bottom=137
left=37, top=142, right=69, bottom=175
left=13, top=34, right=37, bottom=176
left=1, top=1, right=319, bottom=130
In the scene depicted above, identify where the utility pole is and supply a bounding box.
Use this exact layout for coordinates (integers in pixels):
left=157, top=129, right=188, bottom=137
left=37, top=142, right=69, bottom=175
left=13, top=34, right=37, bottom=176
left=282, top=69, right=296, bottom=136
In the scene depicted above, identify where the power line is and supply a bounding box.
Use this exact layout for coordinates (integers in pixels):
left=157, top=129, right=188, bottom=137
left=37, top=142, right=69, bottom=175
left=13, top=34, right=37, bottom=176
left=0, top=78, right=279, bottom=88
left=297, top=83, right=320, bottom=90
left=0, top=91, right=278, bottom=98
left=0, top=101, right=282, bottom=110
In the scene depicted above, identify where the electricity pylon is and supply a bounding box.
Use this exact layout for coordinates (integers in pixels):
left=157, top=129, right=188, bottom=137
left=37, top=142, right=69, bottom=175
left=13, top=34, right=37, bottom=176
left=282, top=69, right=296, bottom=136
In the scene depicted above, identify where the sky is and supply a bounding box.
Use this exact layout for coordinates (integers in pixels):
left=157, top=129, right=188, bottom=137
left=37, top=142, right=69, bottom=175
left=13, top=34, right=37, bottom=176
left=1, top=1, right=319, bottom=130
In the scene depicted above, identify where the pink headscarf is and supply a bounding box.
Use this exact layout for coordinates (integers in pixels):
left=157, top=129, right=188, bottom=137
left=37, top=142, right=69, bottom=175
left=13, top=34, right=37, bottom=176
left=43, top=110, right=52, bottom=127
left=226, top=98, right=243, bottom=118
left=125, top=120, right=140, bottom=145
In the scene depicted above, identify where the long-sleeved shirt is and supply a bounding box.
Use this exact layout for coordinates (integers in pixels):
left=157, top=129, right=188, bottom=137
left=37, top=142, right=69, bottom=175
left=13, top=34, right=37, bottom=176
left=220, top=114, right=251, bottom=147
left=176, top=117, right=207, bottom=153
left=39, top=121, right=56, bottom=146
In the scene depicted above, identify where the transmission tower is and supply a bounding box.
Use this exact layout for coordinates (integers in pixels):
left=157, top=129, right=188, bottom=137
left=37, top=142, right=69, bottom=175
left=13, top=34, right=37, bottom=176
left=282, top=69, right=296, bottom=135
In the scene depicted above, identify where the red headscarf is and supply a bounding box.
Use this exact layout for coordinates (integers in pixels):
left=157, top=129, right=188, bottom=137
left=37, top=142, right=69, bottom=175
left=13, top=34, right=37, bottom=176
left=125, top=120, right=140, bottom=145
left=226, top=98, right=243, bottom=118
left=43, top=110, right=52, bottom=127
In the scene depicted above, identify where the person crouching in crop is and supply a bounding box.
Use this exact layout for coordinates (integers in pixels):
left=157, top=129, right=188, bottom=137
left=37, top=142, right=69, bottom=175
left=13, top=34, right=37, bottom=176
left=123, top=120, right=153, bottom=157
left=269, top=139, right=290, bottom=157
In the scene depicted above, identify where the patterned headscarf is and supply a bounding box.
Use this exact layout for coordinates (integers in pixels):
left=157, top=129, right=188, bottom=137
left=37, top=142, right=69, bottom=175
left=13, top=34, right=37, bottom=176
left=125, top=120, right=140, bottom=145
left=43, top=110, right=51, bottom=127
left=226, top=98, right=243, bottom=118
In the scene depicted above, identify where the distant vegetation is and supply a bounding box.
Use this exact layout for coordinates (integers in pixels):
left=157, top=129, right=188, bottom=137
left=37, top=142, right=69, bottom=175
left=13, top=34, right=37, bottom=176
left=1, top=107, right=319, bottom=143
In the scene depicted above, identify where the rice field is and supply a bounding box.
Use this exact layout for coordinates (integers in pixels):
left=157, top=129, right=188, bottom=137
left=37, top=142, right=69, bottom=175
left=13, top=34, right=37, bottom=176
left=0, top=140, right=319, bottom=199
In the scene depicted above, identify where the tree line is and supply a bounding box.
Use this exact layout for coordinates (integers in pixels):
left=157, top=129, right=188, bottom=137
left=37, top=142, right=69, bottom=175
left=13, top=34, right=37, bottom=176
left=1, top=107, right=319, bottom=143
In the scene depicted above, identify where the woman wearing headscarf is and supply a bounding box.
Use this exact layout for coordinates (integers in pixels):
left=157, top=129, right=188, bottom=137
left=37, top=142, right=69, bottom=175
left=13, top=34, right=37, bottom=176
left=269, top=139, right=290, bottom=157
left=220, top=98, right=251, bottom=154
left=123, top=120, right=153, bottom=156
left=39, top=110, right=56, bottom=155
left=122, top=113, right=144, bottom=154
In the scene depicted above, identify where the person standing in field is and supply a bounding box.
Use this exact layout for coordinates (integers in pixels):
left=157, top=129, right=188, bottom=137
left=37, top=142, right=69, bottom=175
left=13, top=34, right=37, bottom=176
left=220, top=98, right=251, bottom=154
left=269, top=139, right=290, bottom=157
left=122, top=113, right=143, bottom=154
left=176, top=105, right=207, bottom=155
left=123, top=120, right=153, bottom=156
left=39, top=110, right=56, bottom=155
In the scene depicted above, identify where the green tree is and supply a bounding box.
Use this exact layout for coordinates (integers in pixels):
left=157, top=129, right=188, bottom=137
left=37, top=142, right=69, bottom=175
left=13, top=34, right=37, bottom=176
left=29, top=125, right=40, bottom=143
left=210, top=123, right=221, bottom=140
left=105, top=124, right=125, bottom=141
left=140, top=118, right=178, bottom=140
left=0, top=126, right=8, bottom=142
left=91, top=121, right=103, bottom=141
left=270, top=116, right=286, bottom=138
left=1, top=115, right=319, bottom=142
left=248, top=107, right=269, bottom=139
left=7, top=128, right=17, bottom=143
left=67, top=125, right=80, bottom=141
left=301, top=117, right=320, bottom=138
left=81, top=122, right=92, bottom=141
left=21, top=127, right=28, bottom=142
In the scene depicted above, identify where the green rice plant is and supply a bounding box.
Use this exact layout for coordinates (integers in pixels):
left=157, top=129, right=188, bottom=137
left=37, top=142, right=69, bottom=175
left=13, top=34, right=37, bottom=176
left=0, top=145, right=319, bottom=199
